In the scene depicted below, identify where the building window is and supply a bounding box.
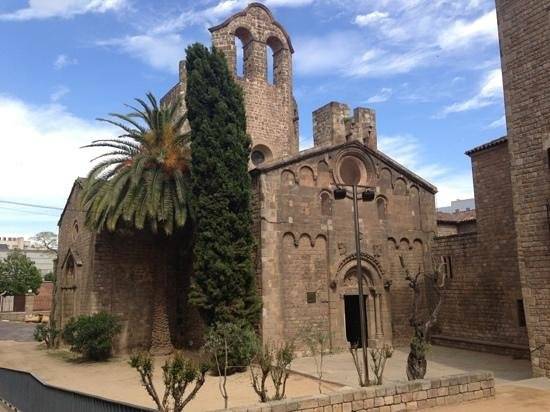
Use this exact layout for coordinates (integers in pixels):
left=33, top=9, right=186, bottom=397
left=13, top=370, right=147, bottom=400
left=306, top=292, right=316, bottom=304
left=443, top=256, right=453, bottom=279
left=517, top=299, right=526, bottom=327
left=251, top=150, right=265, bottom=166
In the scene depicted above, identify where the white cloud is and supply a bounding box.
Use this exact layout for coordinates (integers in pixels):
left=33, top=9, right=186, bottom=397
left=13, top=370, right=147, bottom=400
left=53, top=54, right=78, bottom=70
left=486, top=115, right=506, bottom=129
left=0, top=94, right=114, bottom=208
left=437, top=10, right=498, bottom=50
left=378, top=134, right=473, bottom=207
left=366, top=88, right=392, bottom=103
left=96, top=34, right=185, bottom=74
left=50, top=86, right=70, bottom=102
left=0, top=0, right=127, bottom=21
left=354, top=11, right=389, bottom=27
left=439, top=68, right=503, bottom=116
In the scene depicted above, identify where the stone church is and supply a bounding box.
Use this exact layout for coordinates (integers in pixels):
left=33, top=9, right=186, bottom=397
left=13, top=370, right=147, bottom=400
left=53, top=3, right=438, bottom=351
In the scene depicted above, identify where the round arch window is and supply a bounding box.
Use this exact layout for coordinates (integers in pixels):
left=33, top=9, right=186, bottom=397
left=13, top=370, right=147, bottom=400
left=251, top=150, right=266, bottom=166
left=339, top=156, right=364, bottom=185
left=250, top=144, right=273, bottom=166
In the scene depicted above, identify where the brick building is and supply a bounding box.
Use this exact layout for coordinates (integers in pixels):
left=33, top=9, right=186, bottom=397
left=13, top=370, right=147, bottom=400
left=495, top=0, right=550, bottom=376
left=433, top=136, right=528, bottom=357
left=54, top=3, right=438, bottom=351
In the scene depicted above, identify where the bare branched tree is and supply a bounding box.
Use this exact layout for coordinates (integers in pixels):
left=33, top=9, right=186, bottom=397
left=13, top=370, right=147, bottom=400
left=400, top=256, right=447, bottom=380
left=31, top=231, right=58, bottom=252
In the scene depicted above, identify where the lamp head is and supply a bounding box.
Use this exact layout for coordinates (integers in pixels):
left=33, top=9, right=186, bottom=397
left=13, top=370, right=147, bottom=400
left=333, top=188, right=347, bottom=200
left=362, top=188, right=376, bottom=202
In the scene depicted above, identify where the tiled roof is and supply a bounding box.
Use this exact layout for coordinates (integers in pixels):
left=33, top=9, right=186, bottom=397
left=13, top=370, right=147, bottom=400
left=437, top=210, right=476, bottom=223
left=465, top=136, right=507, bottom=156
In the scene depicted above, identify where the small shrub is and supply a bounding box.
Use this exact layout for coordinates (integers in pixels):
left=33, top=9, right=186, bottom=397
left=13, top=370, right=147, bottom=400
left=62, top=312, right=121, bottom=360
left=300, top=325, right=330, bottom=393
left=130, top=351, right=208, bottom=412
left=369, top=345, right=393, bottom=385
left=204, top=322, right=258, bottom=375
left=250, top=341, right=295, bottom=402
left=33, top=322, right=59, bottom=348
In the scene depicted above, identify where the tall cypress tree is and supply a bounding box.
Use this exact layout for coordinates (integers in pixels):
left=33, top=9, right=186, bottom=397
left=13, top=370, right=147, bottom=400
left=185, top=43, right=261, bottom=328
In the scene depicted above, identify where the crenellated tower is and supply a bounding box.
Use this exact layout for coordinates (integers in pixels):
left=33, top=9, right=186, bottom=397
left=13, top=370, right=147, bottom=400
left=209, top=3, right=299, bottom=165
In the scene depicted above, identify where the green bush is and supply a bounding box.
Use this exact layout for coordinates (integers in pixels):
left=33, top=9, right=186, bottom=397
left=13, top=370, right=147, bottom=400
left=62, top=312, right=121, bottom=361
left=34, top=323, right=59, bottom=348
left=203, top=322, right=259, bottom=375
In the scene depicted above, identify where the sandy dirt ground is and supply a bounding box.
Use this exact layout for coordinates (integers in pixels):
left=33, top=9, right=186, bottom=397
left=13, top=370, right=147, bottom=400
left=432, top=385, right=550, bottom=412
left=0, top=341, right=339, bottom=411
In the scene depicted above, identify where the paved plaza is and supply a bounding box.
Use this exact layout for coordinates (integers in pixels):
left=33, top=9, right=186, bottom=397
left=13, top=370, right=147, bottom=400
left=292, top=345, right=532, bottom=387
left=0, top=321, right=35, bottom=342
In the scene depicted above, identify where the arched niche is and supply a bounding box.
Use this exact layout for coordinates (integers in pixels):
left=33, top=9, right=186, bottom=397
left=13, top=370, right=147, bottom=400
left=380, top=168, right=392, bottom=189
left=393, top=178, right=407, bottom=196
left=376, top=196, right=388, bottom=220
left=281, top=170, right=296, bottom=186
left=320, top=191, right=332, bottom=216
left=299, top=166, right=315, bottom=187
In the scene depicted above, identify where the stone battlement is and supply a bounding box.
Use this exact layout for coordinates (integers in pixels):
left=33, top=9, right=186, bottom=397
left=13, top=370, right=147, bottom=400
left=313, top=102, right=377, bottom=150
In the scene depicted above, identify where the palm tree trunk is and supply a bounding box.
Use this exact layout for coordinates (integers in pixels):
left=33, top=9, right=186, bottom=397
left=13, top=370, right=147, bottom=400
left=150, top=245, right=174, bottom=355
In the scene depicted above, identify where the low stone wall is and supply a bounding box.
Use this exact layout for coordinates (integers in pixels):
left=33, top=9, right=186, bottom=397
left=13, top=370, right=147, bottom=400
left=214, top=371, right=494, bottom=412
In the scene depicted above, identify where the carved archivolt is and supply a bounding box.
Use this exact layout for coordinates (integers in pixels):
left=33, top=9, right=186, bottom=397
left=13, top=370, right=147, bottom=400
left=335, top=252, right=385, bottom=280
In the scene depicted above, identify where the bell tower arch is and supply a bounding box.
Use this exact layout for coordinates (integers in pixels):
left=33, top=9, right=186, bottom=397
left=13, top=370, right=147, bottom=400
left=209, top=3, right=299, bottom=163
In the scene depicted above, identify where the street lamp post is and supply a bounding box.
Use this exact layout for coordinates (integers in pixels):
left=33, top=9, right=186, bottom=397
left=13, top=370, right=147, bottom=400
left=334, top=184, right=376, bottom=386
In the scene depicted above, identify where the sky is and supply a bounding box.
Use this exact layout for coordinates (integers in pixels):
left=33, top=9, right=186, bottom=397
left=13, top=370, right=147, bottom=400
left=0, top=0, right=506, bottom=238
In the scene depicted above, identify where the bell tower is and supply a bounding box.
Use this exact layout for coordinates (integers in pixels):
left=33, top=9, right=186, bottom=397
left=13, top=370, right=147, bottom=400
left=209, top=3, right=299, bottom=165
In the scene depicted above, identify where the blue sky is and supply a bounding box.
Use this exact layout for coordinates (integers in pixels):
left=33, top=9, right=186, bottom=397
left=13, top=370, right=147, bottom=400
left=0, top=0, right=506, bottom=237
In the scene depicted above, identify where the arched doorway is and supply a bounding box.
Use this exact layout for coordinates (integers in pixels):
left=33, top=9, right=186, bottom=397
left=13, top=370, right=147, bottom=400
left=330, top=253, right=391, bottom=349
left=59, top=251, right=80, bottom=326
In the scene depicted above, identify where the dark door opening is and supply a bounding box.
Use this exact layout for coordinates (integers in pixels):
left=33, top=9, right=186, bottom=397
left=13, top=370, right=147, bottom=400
left=344, top=295, right=367, bottom=347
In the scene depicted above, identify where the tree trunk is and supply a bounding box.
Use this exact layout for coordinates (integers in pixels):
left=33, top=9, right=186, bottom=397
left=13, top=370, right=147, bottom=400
left=150, top=247, right=174, bottom=355
left=406, top=345, right=427, bottom=380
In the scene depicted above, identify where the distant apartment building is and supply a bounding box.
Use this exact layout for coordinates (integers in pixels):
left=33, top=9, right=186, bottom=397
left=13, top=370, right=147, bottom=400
left=0, top=236, right=56, bottom=276
left=0, top=236, right=27, bottom=250
left=437, top=198, right=475, bottom=213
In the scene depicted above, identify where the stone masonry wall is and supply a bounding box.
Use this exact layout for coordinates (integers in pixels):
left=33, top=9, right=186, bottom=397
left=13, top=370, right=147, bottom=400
left=214, top=371, right=495, bottom=412
left=496, top=0, right=550, bottom=376
left=255, top=142, right=437, bottom=350
left=433, top=141, right=528, bottom=355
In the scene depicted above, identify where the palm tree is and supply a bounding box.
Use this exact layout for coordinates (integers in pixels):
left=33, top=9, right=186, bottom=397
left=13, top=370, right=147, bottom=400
left=81, top=92, right=190, bottom=355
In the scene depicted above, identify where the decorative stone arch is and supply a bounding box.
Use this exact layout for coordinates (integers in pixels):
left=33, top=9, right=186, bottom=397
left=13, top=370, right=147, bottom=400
left=298, top=165, right=315, bottom=187
left=282, top=231, right=298, bottom=247
left=393, top=177, right=408, bottom=196
left=281, top=169, right=297, bottom=186
left=334, top=252, right=385, bottom=290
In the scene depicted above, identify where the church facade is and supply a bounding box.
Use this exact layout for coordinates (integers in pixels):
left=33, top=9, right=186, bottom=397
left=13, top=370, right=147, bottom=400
left=54, top=3, right=437, bottom=351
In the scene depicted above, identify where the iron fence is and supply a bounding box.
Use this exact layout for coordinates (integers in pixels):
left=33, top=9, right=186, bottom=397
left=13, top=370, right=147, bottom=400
left=0, top=367, right=156, bottom=412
